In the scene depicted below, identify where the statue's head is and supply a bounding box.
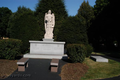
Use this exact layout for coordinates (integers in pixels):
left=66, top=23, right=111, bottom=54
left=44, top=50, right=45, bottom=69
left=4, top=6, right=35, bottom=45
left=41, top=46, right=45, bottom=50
left=48, top=10, right=51, bottom=14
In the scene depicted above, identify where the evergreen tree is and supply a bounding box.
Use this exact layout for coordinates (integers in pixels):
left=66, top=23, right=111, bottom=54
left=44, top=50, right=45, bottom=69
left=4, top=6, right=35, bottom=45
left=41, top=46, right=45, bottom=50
left=8, top=6, right=40, bottom=52
left=0, top=7, right=12, bottom=38
left=88, top=0, right=120, bottom=52
left=35, top=0, right=68, bottom=40
left=94, top=0, right=109, bottom=16
left=76, top=0, right=94, bottom=29
left=57, top=16, right=88, bottom=45
left=88, top=0, right=110, bottom=51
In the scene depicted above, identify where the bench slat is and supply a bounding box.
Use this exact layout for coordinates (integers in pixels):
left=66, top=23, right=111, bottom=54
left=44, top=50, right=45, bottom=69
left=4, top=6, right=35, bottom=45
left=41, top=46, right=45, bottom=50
left=17, top=58, right=29, bottom=65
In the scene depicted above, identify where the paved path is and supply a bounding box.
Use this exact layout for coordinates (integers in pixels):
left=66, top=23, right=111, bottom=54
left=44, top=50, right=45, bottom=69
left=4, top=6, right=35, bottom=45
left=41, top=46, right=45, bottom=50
left=2, top=59, right=67, bottom=80
left=2, top=55, right=120, bottom=80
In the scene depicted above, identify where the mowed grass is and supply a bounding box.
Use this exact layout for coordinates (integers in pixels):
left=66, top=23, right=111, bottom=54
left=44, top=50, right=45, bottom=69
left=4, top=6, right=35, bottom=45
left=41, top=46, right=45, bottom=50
left=81, top=58, right=120, bottom=80
left=61, top=58, right=120, bottom=80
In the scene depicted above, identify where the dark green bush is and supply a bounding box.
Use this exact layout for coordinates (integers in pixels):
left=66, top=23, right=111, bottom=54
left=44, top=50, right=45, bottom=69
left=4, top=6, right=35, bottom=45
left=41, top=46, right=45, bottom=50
left=0, top=39, right=22, bottom=60
left=67, top=44, right=86, bottom=63
left=86, top=44, right=93, bottom=57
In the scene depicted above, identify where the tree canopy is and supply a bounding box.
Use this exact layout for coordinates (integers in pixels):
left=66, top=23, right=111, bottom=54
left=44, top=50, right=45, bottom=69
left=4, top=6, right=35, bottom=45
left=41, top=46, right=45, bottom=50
left=8, top=6, right=40, bottom=52
left=0, top=7, right=12, bottom=38
left=88, top=0, right=120, bottom=52
left=57, top=16, right=88, bottom=45
left=94, top=0, right=109, bottom=16
left=76, top=0, right=94, bottom=29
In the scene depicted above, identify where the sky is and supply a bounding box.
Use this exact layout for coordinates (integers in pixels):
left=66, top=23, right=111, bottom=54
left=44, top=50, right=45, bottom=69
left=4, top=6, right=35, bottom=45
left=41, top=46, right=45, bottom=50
left=0, top=0, right=96, bottom=16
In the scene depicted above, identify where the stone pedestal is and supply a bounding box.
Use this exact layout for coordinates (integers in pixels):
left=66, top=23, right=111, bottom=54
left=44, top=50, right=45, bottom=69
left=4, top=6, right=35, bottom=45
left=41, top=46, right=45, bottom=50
left=24, top=40, right=66, bottom=59
left=43, top=39, right=54, bottom=42
left=29, top=40, right=65, bottom=55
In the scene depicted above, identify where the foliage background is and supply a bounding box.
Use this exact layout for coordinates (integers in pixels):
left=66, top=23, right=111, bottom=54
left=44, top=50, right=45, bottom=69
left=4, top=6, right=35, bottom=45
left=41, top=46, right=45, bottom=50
left=35, top=0, right=68, bottom=40
left=8, top=7, right=40, bottom=52
left=0, top=7, right=12, bottom=38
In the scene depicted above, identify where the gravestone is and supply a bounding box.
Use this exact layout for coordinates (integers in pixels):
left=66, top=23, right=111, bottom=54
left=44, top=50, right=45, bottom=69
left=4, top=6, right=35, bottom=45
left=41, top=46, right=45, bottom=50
left=24, top=10, right=66, bottom=59
left=91, top=56, right=108, bottom=62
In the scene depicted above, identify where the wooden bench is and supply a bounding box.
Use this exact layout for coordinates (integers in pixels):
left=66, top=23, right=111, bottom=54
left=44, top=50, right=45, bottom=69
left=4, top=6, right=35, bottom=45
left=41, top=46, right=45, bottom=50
left=17, top=58, right=29, bottom=71
left=50, top=59, right=59, bottom=72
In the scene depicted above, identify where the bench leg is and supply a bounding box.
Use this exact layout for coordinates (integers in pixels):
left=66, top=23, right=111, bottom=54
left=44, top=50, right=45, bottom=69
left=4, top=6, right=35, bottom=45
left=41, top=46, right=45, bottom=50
left=18, top=66, right=25, bottom=71
left=26, top=62, right=28, bottom=67
left=51, top=67, right=58, bottom=72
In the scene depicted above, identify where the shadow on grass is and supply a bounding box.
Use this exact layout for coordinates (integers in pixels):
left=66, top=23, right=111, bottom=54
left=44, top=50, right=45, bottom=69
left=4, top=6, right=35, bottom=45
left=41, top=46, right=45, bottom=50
left=61, top=56, right=72, bottom=63
left=61, top=59, right=72, bottom=63
left=0, top=54, right=23, bottom=60
left=94, top=50, right=120, bottom=59
left=92, top=51, right=120, bottom=63
left=15, top=55, right=23, bottom=60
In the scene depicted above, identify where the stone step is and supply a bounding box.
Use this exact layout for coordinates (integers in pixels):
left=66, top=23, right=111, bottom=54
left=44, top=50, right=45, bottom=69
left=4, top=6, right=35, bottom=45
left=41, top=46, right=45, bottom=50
left=23, top=53, right=68, bottom=59
left=91, top=56, right=108, bottom=62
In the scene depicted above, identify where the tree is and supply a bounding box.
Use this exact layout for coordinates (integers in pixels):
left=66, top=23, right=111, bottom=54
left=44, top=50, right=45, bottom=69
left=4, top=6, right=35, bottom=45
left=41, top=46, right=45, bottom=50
left=8, top=6, right=40, bottom=52
left=57, top=16, right=88, bottom=45
left=94, top=0, right=109, bottom=16
left=0, top=7, right=12, bottom=38
left=76, top=0, right=94, bottom=29
left=88, top=0, right=110, bottom=51
left=35, top=0, right=68, bottom=40
left=88, top=0, right=120, bottom=52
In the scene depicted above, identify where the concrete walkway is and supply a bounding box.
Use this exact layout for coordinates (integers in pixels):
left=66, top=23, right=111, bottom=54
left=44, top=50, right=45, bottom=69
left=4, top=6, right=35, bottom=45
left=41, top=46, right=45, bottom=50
left=3, top=59, right=67, bottom=80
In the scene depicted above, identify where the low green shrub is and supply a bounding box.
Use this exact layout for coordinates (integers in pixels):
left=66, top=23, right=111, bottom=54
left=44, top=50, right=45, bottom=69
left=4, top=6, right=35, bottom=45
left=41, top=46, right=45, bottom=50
left=67, top=44, right=86, bottom=63
left=0, top=39, right=22, bottom=60
left=86, top=44, right=93, bottom=57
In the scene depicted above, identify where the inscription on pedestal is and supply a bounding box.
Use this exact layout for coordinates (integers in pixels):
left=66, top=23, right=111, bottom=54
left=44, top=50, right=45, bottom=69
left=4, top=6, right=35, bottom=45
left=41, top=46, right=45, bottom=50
left=29, top=41, right=65, bottom=55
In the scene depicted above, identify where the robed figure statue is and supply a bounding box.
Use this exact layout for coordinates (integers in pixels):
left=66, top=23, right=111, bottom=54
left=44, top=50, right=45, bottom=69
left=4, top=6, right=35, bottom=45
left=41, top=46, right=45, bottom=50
left=44, top=10, right=55, bottom=39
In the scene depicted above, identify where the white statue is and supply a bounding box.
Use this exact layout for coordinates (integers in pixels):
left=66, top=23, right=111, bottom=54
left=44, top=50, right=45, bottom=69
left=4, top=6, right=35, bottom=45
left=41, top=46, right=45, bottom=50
left=44, top=10, right=55, bottom=39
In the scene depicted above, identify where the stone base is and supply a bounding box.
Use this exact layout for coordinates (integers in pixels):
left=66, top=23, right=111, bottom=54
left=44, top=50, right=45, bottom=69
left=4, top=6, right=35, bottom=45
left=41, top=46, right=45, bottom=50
left=29, top=40, right=65, bottom=55
left=43, top=38, right=54, bottom=42
left=26, top=40, right=66, bottom=59
left=91, top=56, right=108, bottom=62
left=23, top=53, right=68, bottom=59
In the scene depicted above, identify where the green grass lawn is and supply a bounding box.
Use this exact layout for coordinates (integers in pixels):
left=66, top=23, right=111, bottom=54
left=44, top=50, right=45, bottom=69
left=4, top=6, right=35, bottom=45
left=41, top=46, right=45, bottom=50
left=81, top=58, right=120, bottom=80
left=91, top=52, right=105, bottom=55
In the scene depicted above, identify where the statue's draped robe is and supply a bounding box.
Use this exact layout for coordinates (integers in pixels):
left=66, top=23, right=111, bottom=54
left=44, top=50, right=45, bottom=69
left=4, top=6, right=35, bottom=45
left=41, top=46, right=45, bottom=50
left=44, top=10, right=55, bottom=39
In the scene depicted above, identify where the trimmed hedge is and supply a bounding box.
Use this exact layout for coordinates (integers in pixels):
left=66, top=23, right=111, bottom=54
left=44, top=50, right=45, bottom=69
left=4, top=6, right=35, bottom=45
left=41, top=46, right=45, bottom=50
left=0, top=39, right=22, bottom=60
left=67, top=44, right=86, bottom=63
left=86, top=44, right=93, bottom=57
